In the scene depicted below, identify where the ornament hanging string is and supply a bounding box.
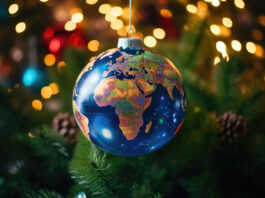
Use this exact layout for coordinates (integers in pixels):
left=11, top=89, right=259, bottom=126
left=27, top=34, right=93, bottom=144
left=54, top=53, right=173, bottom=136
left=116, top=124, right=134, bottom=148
left=127, top=0, right=134, bottom=38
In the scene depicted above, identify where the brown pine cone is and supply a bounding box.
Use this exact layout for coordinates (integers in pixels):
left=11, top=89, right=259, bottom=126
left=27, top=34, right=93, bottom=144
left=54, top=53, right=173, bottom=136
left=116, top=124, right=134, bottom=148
left=217, top=111, right=247, bottom=144
left=52, top=112, right=78, bottom=143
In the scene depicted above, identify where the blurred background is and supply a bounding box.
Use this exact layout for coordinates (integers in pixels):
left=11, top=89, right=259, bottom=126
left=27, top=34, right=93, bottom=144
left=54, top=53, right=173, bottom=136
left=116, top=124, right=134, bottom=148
left=0, top=0, right=265, bottom=197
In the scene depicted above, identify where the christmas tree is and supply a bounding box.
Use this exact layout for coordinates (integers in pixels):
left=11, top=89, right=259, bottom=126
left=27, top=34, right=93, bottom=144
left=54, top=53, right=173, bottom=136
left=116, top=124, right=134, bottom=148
left=0, top=0, right=265, bottom=197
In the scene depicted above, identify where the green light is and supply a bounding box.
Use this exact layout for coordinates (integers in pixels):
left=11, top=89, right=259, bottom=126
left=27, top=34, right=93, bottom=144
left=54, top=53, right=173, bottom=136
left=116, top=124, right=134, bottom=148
left=159, top=118, right=164, bottom=124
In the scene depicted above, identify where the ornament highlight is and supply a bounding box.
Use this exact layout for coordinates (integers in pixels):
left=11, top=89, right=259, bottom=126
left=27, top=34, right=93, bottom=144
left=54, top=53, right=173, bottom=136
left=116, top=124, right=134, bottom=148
left=73, top=38, right=186, bottom=156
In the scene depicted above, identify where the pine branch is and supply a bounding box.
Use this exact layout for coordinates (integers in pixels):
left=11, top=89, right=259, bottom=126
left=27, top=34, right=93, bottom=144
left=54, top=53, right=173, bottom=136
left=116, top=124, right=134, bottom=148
left=23, top=189, right=63, bottom=198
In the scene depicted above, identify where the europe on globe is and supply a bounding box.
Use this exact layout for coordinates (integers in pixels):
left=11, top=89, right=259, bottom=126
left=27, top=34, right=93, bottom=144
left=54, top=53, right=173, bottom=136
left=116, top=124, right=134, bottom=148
left=73, top=38, right=186, bottom=156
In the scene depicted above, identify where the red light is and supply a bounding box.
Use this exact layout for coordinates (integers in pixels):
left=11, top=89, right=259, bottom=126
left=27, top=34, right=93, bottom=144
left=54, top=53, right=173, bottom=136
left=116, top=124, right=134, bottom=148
left=158, top=0, right=168, bottom=5
left=49, top=38, right=61, bottom=53
left=43, top=27, right=54, bottom=40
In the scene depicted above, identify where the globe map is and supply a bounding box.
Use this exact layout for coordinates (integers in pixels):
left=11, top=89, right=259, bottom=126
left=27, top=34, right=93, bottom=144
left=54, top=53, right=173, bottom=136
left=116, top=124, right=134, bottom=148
left=73, top=47, right=186, bottom=156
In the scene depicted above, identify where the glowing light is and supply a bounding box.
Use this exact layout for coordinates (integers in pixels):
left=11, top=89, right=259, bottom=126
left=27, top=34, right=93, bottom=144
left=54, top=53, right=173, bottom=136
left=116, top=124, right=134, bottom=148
left=231, top=40, right=242, bottom=51
left=122, top=7, right=130, bottom=19
left=252, top=29, right=263, bottom=41
left=210, top=25, right=221, bottom=35
left=234, top=0, right=245, bottom=9
left=57, top=61, right=66, bottom=72
left=15, top=22, right=26, bottom=33
left=111, top=7, right=123, bottom=17
left=186, top=4, right=197, bottom=14
left=197, top=1, right=208, bottom=12
left=258, top=16, right=265, bottom=27
left=220, top=26, right=231, bottom=37
left=102, top=129, right=112, bottom=139
left=49, top=83, right=59, bottom=95
left=8, top=4, right=19, bottom=14
left=105, top=13, right=116, bottom=22
left=40, top=0, right=48, bottom=2
left=216, top=41, right=228, bottom=59
left=99, top=4, right=111, bottom=14
left=246, top=42, right=256, bottom=54
left=49, top=38, right=61, bottom=53
left=211, top=0, right=220, bottom=7
left=144, top=36, right=157, bottom=48
left=86, top=0, right=98, bottom=5
left=111, top=19, right=124, bottom=30
left=117, top=27, right=127, bottom=36
left=204, top=0, right=211, bottom=2
left=32, top=100, right=42, bottom=111
left=153, top=28, right=166, bottom=39
left=71, top=12, right=83, bottom=23
left=160, top=9, right=172, bottom=18
left=41, top=86, right=52, bottom=99
left=214, top=56, right=221, bottom=66
left=222, top=17, right=233, bottom=28
left=64, top=21, right=76, bottom=31
left=43, top=27, right=54, bottom=39
left=87, top=40, right=100, bottom=52
left=255, top=45, right=264, bottom=58
left=23, top=68, right=38, bottom=87
left=44, top=54, right=56, bottom=66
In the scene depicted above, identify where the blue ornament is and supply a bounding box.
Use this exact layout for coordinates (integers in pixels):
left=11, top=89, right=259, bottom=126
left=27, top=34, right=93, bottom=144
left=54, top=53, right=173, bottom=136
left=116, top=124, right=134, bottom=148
left=73, top=38, right=186, bottom=156
left=74, top=192, right=86, bottom=198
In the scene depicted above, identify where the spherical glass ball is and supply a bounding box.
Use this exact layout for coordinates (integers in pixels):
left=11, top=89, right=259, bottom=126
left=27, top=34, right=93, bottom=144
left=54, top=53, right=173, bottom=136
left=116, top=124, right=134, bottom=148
left=73, top=40, right=186, bottom=156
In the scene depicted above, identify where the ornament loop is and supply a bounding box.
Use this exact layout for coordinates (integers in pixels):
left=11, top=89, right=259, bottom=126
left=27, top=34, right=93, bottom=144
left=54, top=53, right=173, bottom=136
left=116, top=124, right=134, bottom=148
left=127, top=0, right=134, bottom=38
left=126, top=27, right=134, bottom=38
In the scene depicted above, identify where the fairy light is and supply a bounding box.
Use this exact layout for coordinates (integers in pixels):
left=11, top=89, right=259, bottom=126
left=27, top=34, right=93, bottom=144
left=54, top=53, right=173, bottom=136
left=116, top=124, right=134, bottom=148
left=153, top=28, right=166, bottom=39
left=246, top=42, right=256, bottom=54
left=222, top=17, right=233, bottom=28
left=44, top=54, right=56, bottom=66
left=15, top=22, right=26, bottom=33
left=57, top=61, right=66, bottom=72
left=32, top=100, right=42, bottom=111
left=111, top=19, right=124, bottom=30
left=204, top=0, right=211, bottom=2
left=214, top=56, right=221, bottom=66
left=122, top=7, right=130, bottom=19
left=231, top=40, right=242, bottom=51
left=186, top=4, right=197, bottom=14
left=40, top=0, right=48, bottom=2
left=210, top=25, right=221, bottom=35
left=160, top=9, right=172, bottom=18
left=255, top=45, right=264, bottom=58
left=105, top=13, right=116, bottom=22
left=234, top=0, right=245, bottom=9
left=211, top=0, right=220, bottom=7
left=49, top=83, right=59, bottom=95
left=86, top=0, right=98, bottom=5
left=88, top=40, right=100, bottom=52
left=99, top=4, right=111, bottom=14
left=144, top=36, right=157, bottom=48
left=216, top=41, right=228, bottom=59
left=8, top=4, right=19, bottom=14
left=220, top=26, right=231, bottom=37
left=64, top=21, right=76, bottom=31
left=71, top=12, right=84, bottom=23
left=111, top=7, right=123, bottom=17
left=41, top=86, right=52, bottom=99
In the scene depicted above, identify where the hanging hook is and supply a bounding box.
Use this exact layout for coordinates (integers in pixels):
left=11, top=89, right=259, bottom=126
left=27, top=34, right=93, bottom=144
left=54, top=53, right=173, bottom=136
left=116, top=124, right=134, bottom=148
left=127, top=0, right=134, bottom=38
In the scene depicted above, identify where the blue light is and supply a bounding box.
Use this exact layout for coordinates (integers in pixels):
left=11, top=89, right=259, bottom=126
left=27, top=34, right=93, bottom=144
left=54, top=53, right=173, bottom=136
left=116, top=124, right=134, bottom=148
left=23, top=68, right=38, bottom=86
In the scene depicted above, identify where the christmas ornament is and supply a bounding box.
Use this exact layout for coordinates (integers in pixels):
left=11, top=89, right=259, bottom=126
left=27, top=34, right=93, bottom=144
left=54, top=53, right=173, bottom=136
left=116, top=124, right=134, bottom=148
left=52, top=112, right=78, bottom=143
left=217, top=111, right=247, bottom=144
left=72, top=0, right=186, bottom=156
left=74, top=192, right=86, bottom=198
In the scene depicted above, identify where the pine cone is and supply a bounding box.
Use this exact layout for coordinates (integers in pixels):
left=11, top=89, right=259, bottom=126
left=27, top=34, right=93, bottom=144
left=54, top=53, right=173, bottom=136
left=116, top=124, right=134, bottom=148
left=217, top=111, right=247, bottom=144
left=52, top=112, right=78, bottom=143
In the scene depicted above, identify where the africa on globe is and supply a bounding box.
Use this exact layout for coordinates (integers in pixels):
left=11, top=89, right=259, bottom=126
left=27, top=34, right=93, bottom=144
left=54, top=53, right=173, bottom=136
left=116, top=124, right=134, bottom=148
left=73, top=38, right=186, bottom=156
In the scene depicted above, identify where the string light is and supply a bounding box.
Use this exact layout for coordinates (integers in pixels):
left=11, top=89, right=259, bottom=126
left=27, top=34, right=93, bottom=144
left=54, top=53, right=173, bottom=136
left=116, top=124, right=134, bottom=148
left=122, top=7, right=130, bottom=19
left=57, top=61, right=66, bottom=72
left=71, top=12, right=84, bottom=23
left=8, top=4, right=19, bottom=15
left=160, top=9, right=172, bottom=18
left=41, top=86, right=52, bottom=99
left=49, top=83, right=59, bottom=95
left=32, top=100, right=42, bottom=111
left=222, top=17, right=233, bottom=28
left=111, top=19, right=124, bottom=30
left=211, top=0, right=220, bottom=7
left=44, top=54, right=56, bottom=66
left=210, top=25, right=221, bottom=35
left=246, top=42, right=256, bottom=54
left=234, top=0, right=245, bottom=9
left=216, top=41, right=228, bottom=59
left=214, top=56, right=221, bottom=66
left=88, top=40, right=100, bottom=52
left=186, top=4, right=197, bottom=14
left=220, top=26, right=231, bottom=37
left=153, top=28, right=166, bottom=39
left=86, top=0, right=98, bottom=5
left=144, top=36, right=157, bottom=48
left=255, top=45, right=264, bottom=58
left=15, top=22, right=26, bottom=33
left=99, top=4, right=111, bottom=14
left=105, top=13, right=116, bottom=22
left=64, top=21, right=76, bottom=31
left=111, top=7, right=123, bottom=17
left=231, top=40, right=242, bottom=51
left=40, top=0, right=48, bottom=2
left=203, top=0, right=211, bottom=2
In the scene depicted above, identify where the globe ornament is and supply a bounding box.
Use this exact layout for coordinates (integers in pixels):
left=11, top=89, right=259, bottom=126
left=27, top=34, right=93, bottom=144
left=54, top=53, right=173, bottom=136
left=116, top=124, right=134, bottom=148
left=73, top=37, right=186, bottom=156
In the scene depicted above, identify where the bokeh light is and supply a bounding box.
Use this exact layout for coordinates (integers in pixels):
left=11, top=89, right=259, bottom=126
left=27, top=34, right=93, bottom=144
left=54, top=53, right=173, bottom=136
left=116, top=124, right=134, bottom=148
left=41, top=86, right=52, bottom=99
left=23, top=68, right=38, bottom=87
left=49, top=38, right=61, bottom=53
left=88, top=40, right=100, bottom=52
left=234, top=0, right=245, bottom=9
left=111, top=7, right=123, bottom=17
left=105, top=14, right=116, bottom=22
left=210, top=25, right=221, bottom=35
left=160, top=9, right=172, bottom=18
left=49, top=83, right=59, bottom=95
left=64, top=21, right=76, bottom=31
left=86, top=0, right=98, bottom=5
left=255, top=45, right=264, bottom=58
left=246, top=42, right=256, bottom=54
left=144, top=36, right=157, bottom=48
left=40, top=0, right=48, bottom=2
left=15, top=22, right=26, bottom=33
left=252, top=29, right=263, bottom=41
left=222, top=17, right=233, bottom=28
left=186, top=4, right=197, bottom=14
left=32, top=100, right=42, bottom=111
left=153, top=28, right=166, bottom=39
left=214, top=56, right=221, bottom=66
left=231, top=40, right=242, bottom=51
left=8, top=4, right=19, bottom=15
left=111, top=19, right=124, bottom=30
left=211, top=0, right=220, bottom=7
left=99, top=4, right=111, bottom=14
left=71, top=12, right=83, bottom=23
left=44, top=54, right=56, bottom=66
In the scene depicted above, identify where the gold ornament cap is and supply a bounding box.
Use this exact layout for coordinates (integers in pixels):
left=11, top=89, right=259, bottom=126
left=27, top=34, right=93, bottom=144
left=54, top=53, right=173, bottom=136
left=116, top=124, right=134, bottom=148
left=117, top=37, right=143, bottom=49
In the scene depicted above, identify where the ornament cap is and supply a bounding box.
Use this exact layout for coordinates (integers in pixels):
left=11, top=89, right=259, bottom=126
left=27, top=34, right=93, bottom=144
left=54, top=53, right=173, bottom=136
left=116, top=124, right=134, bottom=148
left=117, top=37, right=143, bottom=50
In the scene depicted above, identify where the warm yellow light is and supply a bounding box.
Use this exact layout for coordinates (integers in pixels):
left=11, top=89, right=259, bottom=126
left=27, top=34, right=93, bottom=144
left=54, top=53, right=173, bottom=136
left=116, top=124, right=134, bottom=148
left=99, top=4, right=111, bottom=14
left=8, top=4, right=19, bottom=14
left=186, top=4, right=197, bottom=14
left=231, top=40, right=242, bottom=51
left=105, top=13, right=116, bottom=22
left=246, top=42, right=256, bottom=54
left=197, top=1, right=208, bottom=12
left=49, top=83, right=59, bottom=95
left=64, top=21, right=76, bottom=31
left=252, top=29, right=263, bottom=41
left=15, top=22, right=26, bottom=33
left=222, top=17, right=233, bottom=28
left=122, top=7, right=130, bottom=19
left=111, top=19, right=124, bottom=30
left=216, top=41, right=226, bottom=53
left=153, top=28, right=166, bottom=39
left=255, top=45, right=264, bottom=58
left=160, top=9, right=172, bottom=18
left=86, top=0, right=98, bottom=5
left=210, top=25, right=221, bottom=35
left=211, top=0, right=220, bottom=7
left=40, top=0, right=48, bottom=2
left=111, top=7, right=123, bottom=17
left=214, top=56, right=221, bottom=66
left=88, top=40, right=100, bottom=52
left=44, top=54, right=56, bottom=66
left=41, top=86, right=52, bottom=99
left=220, top=26, right=231, bottom=37
left=234, top=0, right=245, bottom=9
left=32, top=100, right=42, bottom=111
left=258, top=15, right=265, bottom=27
left=204, top=0, right=211, bottom=2
left=57, top=61, right=66, bottom=72
left=117, top=27, right=127, bottom=37
left=144, top=36, right=157, bottom=48
left=220, top=0, right=226, bottom=1
left=71, top=12, right=83, bottom=23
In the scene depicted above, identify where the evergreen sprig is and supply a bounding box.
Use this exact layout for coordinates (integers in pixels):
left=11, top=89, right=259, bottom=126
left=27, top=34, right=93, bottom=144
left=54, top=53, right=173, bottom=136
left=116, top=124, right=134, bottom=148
left=23, top=189, right=63, bottom=198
